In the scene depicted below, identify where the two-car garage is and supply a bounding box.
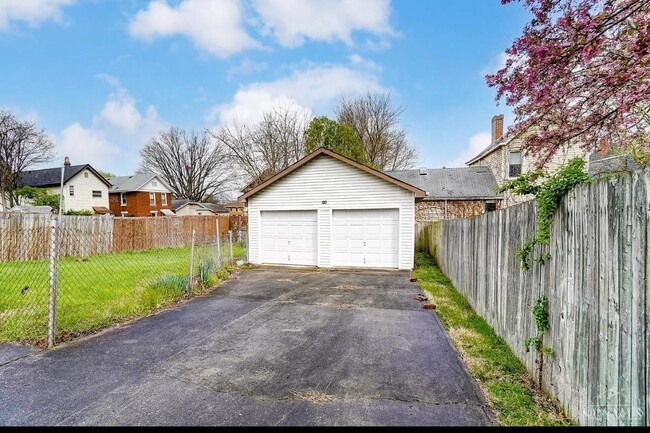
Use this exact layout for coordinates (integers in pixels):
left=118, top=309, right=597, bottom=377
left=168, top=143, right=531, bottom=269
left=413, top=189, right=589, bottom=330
left=241, top=148, right=425, bottom=271
left=259, top=208, right=399, bottom=268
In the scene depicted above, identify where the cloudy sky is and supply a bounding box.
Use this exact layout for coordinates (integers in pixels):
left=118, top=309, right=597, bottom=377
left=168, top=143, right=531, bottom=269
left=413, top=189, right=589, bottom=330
left=0, top=0, right=528, bottom=175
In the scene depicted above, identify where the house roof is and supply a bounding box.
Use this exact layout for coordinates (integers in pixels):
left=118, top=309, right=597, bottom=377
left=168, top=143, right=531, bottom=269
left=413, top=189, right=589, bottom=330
left=92, top=206, right=111, bottom=215
left=171, top=198, right=191, bottom=211
left=172, top=199, right=228, bottom=213
left=225, top=201, right=246, bottom=208
left=201, top=203, right=229, bottom=213
left=385, top=167, right=502, bottom=200
left=238, top=147, right=427, bottom=201
left=19, top=164, right=111, bottom=188
left=465, top=135, right=510, bottom=165
left=108, top=173, right=172, bottom=193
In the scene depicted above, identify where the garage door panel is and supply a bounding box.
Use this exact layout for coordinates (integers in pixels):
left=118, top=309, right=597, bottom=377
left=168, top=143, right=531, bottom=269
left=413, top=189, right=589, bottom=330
left=332, top=209, right=399, bottom=269
left=261, top=211, right=317, bottom=266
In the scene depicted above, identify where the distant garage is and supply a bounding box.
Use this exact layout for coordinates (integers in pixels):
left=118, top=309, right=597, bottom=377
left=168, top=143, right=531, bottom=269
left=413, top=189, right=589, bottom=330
left=239, top=148, right=426, bottom=270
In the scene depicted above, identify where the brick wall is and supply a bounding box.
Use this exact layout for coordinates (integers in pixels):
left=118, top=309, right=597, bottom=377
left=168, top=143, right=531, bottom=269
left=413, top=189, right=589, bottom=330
left=109, top=192, right=173, bottom=217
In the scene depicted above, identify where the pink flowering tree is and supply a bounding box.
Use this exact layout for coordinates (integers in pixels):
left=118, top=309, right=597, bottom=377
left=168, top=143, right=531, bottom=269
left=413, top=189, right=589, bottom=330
left=487, top=0, right=650, bottom=165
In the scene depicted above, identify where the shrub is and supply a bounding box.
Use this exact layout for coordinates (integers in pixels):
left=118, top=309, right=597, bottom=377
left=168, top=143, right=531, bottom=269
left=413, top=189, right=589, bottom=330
left=64, top=209, right=95, bottom=216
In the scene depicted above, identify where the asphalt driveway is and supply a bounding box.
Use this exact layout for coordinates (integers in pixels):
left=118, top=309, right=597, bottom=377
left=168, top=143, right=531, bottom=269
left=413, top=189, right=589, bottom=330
left=0, top=268, right=494, bottom=426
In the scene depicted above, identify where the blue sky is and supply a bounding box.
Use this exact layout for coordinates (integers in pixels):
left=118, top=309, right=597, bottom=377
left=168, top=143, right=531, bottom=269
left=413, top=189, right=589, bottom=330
left=0, top=0, right=529, bottom=176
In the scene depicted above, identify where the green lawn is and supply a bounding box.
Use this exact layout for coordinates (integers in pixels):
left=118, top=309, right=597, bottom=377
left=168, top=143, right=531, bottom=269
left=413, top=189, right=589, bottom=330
left=0, top=243, right=245, bottom=345
left=413, top=252, right=571, bottom=426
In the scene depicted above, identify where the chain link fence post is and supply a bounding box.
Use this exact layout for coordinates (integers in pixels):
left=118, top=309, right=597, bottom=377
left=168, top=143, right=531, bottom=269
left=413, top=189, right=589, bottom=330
left=228, top=230, right=234, bottom=264
left=47, top=215, right=59, bottom=348
left=188, top=229, right=196, bottom=295
left=216, top=218, right=222, bottom=268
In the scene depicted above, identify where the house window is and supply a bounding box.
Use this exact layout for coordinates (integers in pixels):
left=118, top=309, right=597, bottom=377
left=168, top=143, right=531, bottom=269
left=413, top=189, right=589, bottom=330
left=92, top=190, right=102, bottom=198
left=149, top=192, right=156, bottom=206
left=508, top=151, right=522, bottom=178
left=69, top=185, right=75, bottom=197
left=152, top=180, right=158, bottom=187
left=485, top=202, right=497, bottom=212
left=150, top=211, right=157, bottom=217
left=121, top=212, right=128, bottom=217
left=161, top=193, right=167, bottom=206
left=84, top=172, right=89, bottom=178
left=120, top=193, right=127, bottom=206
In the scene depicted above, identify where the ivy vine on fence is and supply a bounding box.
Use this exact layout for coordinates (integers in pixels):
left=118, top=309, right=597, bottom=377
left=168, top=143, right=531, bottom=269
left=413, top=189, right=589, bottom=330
left=496, top=157, right=591, bottom=270
left=524, top=295, right=554, bottom=389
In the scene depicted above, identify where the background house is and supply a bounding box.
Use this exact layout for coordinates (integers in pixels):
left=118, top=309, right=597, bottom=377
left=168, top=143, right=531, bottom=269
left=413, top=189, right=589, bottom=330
left=18, top=164, right=111, bottom=213
left=467, top=115, right=589, bottom=207
left=386, top=167, right=502, bottom=221
left=172, top=199, right=229, bottom=216
left=108, top=174, right=173, bottom=217
left=225, top=201, right=247, bottom=216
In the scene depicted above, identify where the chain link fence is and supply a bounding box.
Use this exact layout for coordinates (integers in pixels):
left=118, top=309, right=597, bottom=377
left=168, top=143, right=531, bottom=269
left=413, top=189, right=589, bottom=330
left=0, top=214, right=247, bottom=347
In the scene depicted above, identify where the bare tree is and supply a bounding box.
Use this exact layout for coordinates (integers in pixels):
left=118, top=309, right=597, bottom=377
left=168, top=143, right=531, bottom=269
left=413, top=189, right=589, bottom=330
left=211, top=102, right=311, bottom=190
left=138, top=128, right=231, bottom=202
left=0, top=110, right=55, bottom=209
left=336, top=92, right=418, bottom=170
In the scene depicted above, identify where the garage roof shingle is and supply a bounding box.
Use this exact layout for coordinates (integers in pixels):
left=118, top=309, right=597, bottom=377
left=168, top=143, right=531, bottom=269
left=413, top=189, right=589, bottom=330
left=385, top=167, right=501, bottom=200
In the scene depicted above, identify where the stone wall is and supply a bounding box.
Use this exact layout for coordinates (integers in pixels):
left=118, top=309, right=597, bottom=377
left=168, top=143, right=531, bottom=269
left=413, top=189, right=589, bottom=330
left=416, top=199, right=497, bottom=222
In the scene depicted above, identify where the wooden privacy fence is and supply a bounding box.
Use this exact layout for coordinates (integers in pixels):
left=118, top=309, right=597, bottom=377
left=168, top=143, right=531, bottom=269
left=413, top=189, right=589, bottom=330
left=1, top=214, right=236, bottom=261
left=416, top=167, right=649, bottom=426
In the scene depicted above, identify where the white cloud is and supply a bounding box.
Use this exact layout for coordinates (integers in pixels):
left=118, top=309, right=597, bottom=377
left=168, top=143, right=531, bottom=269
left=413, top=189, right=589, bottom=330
left=57, top=123, right=120, bottom=166
left=95, top=90, right=161, bottom=135
left=0, top=0, right=75, bottom=29
left=482, top=51, right=517, bottom=76
left=227, top=58, right=268, bottom=79
left=94, top=73, right=120, bottom=88
left=253, top=0, right=394, bottom=47
left=54, top=85, right=167, bottom=173
left=445, top=131, right=491, bottom=168
left=128, top=0, right=258, bottom=58
left=208, top=61, right=386, bottom=126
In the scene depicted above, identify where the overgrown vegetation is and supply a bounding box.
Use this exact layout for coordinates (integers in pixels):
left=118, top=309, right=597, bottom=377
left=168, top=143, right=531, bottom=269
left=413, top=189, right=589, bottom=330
left=64, top=209, right=95, bottom=216
left=524, top=296, right=553, bottom=390
left=0, top=245, right=245, bottom=344
left=14, top=186, right=59, bottom=209
left=497, top=157, right=590, bottom=270
left=413, top=252, right=570, bottom=426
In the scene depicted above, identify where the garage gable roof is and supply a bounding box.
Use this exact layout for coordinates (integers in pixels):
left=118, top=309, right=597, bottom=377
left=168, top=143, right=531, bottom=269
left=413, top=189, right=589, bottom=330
left=238, top=148, right=427, bottom=201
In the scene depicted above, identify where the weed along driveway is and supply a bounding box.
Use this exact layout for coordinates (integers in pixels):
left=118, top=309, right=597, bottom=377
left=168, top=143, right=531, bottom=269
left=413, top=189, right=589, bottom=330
left=0, top=269, right=493, bottom=426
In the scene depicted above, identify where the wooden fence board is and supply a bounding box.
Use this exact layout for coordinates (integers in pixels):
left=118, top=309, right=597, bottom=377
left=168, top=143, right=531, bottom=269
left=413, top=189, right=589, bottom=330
left=1, top=214, right=238, bottom=261
left=414, top=166, right=649, bottom=426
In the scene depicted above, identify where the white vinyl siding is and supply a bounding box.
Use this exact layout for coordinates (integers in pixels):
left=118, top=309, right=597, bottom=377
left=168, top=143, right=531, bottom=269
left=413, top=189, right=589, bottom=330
left=247, top=155, right=415, bottom=270
left=45, top=169, right=109, bottom=212
left=139, top=177, right=173, bottom=194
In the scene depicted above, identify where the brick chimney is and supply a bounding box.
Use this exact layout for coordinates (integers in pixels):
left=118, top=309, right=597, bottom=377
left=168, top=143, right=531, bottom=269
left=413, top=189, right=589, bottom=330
left=491, top=114, right=504, bottom=144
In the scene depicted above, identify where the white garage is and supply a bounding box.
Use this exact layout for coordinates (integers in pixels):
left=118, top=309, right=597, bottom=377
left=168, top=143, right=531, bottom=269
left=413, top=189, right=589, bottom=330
left=240, top=148, right=426, bottom=270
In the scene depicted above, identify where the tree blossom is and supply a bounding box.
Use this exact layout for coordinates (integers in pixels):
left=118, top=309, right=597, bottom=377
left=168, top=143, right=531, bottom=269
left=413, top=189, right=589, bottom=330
left=487, top=0, right=650, bottom=165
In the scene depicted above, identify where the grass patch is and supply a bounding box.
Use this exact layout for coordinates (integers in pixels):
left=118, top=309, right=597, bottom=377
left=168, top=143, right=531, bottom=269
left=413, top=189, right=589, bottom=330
left=413, top=252, right=571, bottom=426
left=0, top=244, right=243, bottom=345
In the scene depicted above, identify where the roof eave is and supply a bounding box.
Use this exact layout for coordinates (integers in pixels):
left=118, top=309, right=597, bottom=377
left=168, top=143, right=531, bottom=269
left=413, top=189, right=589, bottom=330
left=239, top=148, right=426, bottom=201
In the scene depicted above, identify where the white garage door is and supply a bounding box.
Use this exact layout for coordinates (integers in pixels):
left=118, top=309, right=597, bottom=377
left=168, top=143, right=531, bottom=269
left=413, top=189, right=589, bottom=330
left=332, top=209, right=399, bottom=269
left=260, top=210, right=318, bottom=266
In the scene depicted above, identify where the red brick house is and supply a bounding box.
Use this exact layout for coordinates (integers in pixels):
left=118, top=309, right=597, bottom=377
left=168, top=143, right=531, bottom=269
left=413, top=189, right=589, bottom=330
left=107, top=174, right=173, bottom=217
